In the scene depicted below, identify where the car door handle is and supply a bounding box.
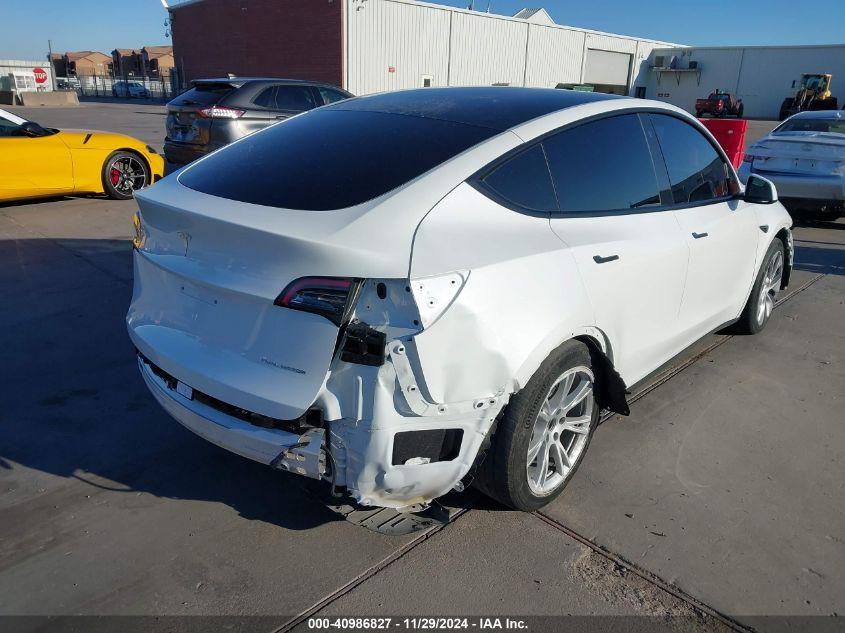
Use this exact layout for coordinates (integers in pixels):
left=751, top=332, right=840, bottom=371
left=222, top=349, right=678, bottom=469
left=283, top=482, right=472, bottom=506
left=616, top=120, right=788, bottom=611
left=593, top=254, right=620, bottom=264
left=692, top=232, right=709, bottom=239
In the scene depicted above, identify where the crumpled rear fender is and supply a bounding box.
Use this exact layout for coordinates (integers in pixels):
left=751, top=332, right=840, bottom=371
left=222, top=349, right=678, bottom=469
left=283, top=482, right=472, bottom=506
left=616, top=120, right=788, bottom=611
left=408, top=183, right=597, bottom=405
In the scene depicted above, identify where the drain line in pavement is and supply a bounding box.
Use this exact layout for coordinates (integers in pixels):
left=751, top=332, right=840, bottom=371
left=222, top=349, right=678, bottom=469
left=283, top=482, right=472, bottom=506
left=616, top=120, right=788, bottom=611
left=533, top=511, right=751, bottom=632
left=271, top=509, right=469, bottom=633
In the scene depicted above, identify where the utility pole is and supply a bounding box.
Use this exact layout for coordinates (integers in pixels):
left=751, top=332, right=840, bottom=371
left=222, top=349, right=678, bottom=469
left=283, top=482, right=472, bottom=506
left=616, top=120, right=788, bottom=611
left=47, top=39, right=57, bottom=90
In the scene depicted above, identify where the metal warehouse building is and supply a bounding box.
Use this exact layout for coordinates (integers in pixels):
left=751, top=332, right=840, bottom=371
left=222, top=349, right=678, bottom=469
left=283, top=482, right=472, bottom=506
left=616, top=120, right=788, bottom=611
left=167, top=0, right=845, bottom=119
left=167, top=0, right=673, bottom=96
left=640, top=44, right=845, bottom=120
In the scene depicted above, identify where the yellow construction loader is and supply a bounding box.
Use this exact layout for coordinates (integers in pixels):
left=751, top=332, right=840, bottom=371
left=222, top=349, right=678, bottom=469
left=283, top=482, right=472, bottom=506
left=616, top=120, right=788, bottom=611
left=779, top=73, right=838, bottom=120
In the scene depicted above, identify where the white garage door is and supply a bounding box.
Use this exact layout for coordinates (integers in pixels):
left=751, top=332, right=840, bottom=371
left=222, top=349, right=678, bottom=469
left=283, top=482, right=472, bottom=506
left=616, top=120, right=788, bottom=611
left=584, top=49, right=632, bottom=86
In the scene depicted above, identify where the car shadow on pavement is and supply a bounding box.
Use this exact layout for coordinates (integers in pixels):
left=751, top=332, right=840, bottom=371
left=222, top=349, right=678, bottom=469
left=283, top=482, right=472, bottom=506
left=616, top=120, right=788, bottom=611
left=0, top=237, right=347, bottom=532
left=793, top=245, right=845, bottom=275
left=0, top=195, right=73, bottom=209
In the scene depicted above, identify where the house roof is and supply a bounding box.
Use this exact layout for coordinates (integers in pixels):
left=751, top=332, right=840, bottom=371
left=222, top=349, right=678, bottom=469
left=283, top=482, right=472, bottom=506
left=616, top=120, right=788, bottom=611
left=113, top=48, right=137, bottom=56
left=65, top=51, right=111, bottom=63
left=143, top=46, right=173, bottom=56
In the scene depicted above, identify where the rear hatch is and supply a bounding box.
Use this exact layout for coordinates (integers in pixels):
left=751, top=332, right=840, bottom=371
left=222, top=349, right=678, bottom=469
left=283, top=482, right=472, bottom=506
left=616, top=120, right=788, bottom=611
left=129, top=189, right=366, bottom=421
left=166, top=81, right=236, bottom=146
left=752, top=134, right=845, bottom=176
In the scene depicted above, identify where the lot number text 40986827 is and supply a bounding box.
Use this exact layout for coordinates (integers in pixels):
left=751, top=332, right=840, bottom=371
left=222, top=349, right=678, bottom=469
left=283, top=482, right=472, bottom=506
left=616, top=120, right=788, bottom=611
left=307, top=617, right=529, bottom=630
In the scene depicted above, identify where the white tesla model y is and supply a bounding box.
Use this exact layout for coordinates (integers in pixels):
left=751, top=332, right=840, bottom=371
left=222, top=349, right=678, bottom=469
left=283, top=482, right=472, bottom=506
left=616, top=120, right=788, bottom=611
left=128, top=88, right=793, bottom=512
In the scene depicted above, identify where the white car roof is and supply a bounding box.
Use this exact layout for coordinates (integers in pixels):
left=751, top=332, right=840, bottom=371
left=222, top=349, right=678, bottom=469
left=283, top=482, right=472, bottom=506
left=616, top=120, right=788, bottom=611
left=0, top=108, right=28, bottom=126
left=789, top=110, right=844, bottom=120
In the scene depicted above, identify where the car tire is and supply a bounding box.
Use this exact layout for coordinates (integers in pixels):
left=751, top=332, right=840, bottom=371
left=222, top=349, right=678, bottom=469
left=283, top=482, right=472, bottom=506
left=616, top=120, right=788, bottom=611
left=102, top=151, right=150, bottom=200
left=732, top=239, right=785, bottom=335
left=474, top=339, right=599, bottom=511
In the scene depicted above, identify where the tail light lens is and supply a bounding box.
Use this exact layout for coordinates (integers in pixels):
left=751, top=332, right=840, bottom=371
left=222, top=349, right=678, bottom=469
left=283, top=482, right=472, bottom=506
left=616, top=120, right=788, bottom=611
left=198, top=106, right=245, bottom=119
left=274, top=277, right=359, bottom=326
left=131, top=211, right=146, bottom=250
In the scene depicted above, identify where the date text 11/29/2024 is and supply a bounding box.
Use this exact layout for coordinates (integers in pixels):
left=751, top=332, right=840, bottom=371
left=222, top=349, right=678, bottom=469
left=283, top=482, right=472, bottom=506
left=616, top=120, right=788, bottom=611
left=307, top=617, right=528, bottom=630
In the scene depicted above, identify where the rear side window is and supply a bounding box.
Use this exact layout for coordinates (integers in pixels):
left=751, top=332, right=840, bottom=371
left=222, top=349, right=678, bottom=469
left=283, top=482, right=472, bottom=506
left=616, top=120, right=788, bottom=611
left=253, top=87, right=277, bottom=108
left=478, top=144, right=557, bottom=213
left=649, top=114, right=731, bottom=204
left=179, top=109, right=497, bottom=210
left=543, top=114, right=661, bottom=214
left=318, top=86, right=348, bottom=105
left=170, top=83, right=235, bottom=107
left=274, top=85, right=317, bottom=111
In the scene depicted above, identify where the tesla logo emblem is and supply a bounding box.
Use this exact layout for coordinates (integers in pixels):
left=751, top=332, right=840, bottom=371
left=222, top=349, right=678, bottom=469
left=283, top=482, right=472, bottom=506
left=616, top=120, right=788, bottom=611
left=177, top=231, right=191, bottom=256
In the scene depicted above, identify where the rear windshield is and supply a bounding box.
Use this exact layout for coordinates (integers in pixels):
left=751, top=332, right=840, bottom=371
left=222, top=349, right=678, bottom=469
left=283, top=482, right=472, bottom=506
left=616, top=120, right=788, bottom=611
left=170, top=83, right=235, bottom=107
left=179, top=109, right=498, bottom=210
left=774, top=118, right=845, bottom=135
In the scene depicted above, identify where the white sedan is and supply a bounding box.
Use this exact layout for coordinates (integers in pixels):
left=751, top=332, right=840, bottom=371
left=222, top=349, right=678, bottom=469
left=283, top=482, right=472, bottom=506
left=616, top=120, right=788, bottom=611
left=128, top=88, right=793, bottom=513
left=739, top=110, right=845, bottom=220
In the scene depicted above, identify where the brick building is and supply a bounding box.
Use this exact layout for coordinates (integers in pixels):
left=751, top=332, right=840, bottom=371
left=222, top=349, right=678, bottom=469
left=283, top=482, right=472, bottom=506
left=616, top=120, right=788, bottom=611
left=170, top=0, right=342, bottom=87
left=112, top=48, right=143, bottom=77
left=141, top=46, right=175, bottom=76
left=63, top=51, right=112, bottom=76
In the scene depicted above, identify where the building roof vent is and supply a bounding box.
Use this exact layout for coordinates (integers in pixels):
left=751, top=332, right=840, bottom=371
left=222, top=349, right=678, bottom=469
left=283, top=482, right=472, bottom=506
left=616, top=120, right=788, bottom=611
left=512, top=7, right=555, bottom=24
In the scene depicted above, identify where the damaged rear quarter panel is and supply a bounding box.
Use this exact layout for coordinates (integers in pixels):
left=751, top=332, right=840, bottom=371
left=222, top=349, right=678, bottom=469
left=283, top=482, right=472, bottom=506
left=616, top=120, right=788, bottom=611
left=408, top=183, right=595, bottom=404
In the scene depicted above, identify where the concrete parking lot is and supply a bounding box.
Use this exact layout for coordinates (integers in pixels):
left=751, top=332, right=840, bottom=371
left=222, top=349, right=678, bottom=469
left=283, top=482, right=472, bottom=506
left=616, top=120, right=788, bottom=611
left=1, top=104, right=843, bottom=631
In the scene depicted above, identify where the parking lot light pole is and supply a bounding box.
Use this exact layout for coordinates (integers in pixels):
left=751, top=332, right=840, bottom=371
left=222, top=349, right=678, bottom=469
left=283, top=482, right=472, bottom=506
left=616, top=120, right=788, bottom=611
left=47, top=39, right=57, bottom=91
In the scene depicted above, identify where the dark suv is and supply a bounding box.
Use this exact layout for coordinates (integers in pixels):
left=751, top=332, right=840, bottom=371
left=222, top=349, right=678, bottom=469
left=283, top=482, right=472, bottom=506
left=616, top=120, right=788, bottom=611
left=164, top=78, right=352, bottom=165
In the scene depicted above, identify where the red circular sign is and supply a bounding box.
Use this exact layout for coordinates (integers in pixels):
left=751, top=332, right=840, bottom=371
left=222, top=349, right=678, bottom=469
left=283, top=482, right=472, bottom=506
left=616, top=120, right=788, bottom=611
left=33, top=67, right=47, bottom=83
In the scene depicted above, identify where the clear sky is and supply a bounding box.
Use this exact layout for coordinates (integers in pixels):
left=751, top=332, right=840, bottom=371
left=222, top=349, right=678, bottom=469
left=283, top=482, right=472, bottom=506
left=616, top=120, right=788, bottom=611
left=3, top=0, right=844, bottom=61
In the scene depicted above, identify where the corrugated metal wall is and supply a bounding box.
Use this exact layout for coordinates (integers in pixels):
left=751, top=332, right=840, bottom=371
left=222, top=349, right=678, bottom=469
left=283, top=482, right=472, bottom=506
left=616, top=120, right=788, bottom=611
left=346, top=0, right=450, bottom=93
left=449, top=12, right=528, bottom=86
left=583, top=33, right=637, bottom=55
left=524, top=26, right=585, bottom=87
left=345, top=0, right=670, bottom=95
left=642, top=45, right=845, bottom=119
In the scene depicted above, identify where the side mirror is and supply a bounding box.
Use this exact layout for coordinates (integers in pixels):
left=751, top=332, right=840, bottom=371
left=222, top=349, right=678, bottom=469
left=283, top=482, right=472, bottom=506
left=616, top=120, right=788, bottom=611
left=744, top=174, right=778, bottom=204
left=19, top=121, right=49, bottom=137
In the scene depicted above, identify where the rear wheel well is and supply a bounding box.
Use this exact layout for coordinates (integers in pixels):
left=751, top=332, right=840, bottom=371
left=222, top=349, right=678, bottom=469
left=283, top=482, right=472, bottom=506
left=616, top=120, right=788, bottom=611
left=574, top=335, right=629, bottom=416
left=774, top=228, right=792, bottom=289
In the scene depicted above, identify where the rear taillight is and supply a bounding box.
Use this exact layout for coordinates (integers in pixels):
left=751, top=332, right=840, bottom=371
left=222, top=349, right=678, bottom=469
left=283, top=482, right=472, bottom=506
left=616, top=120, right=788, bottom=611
left=274, top=277, right=359, bottom=326
left=131, top=211, right=146, bottom=250
left=197, top=106, right=245, bottom=119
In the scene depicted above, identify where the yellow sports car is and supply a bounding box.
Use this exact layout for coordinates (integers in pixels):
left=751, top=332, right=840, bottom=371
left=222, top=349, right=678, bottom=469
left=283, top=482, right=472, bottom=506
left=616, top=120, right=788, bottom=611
left=0, top=108, right=165, bottom=203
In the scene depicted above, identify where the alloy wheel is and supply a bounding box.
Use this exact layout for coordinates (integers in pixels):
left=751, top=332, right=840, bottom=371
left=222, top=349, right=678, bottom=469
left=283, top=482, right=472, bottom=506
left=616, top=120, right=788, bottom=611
left=108, top=155, right=147, bottom=195
left=526, top=366, right=594, bottom=496
left=756, top=249, right=784, bottom=325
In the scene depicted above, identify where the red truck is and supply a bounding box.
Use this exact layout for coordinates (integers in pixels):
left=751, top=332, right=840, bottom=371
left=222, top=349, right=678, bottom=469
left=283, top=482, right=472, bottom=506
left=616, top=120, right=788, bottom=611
left=695, top=91, right=744, bottom=118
